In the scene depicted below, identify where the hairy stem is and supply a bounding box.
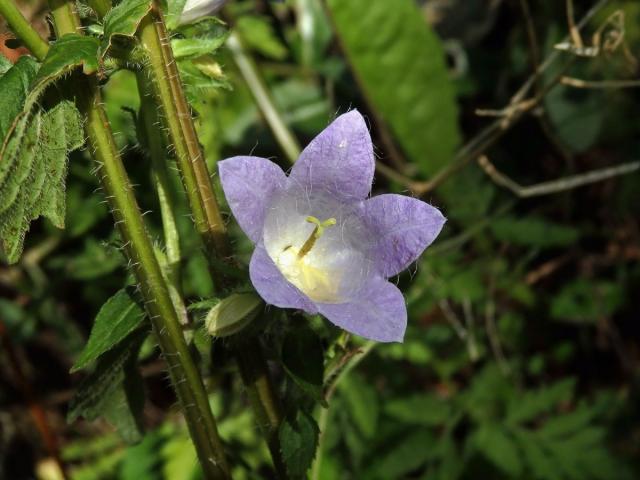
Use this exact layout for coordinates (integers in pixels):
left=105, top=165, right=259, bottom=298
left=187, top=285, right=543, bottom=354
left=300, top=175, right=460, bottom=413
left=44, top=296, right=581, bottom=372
left=42, top=2, right=231, bottom=477
left=136, top=7, right=289, bottom=476
left=137, top=72, right=182, bottom=292
left=137, top=5, right=229, bottom=264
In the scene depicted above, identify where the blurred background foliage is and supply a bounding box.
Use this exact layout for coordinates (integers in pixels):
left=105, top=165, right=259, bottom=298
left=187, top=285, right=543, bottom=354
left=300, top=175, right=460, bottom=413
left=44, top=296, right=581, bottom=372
left=1, top=0, right=639, bottom=478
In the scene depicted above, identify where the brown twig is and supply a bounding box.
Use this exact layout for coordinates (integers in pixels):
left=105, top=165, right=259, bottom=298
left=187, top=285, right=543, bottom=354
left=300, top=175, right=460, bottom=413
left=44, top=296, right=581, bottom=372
left=561, top=77, right=640, bottom=89
left=477, top=155, right=640, bottom=198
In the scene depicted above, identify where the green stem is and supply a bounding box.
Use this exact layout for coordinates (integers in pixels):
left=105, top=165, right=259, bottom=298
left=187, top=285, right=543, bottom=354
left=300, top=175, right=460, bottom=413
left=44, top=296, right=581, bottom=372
left=137, top=6, right=229, bottom=263
left=137, top=71, right=182, bottom=292
left=0, top=0, right=49, bottom=60
left=82, top=79, right=230, bottom=479
left=44, top=2, right=231, bottom=477
left=226, top=30, right=301, bottom=164
left=135, top=10, right=289, bottom=476
left=234, top=338, right=288, bottom=479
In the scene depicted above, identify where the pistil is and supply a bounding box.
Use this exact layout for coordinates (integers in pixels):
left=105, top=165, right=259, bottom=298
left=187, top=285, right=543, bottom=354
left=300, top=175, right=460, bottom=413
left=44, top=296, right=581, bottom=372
left=297, top=216, right=336, bottom=259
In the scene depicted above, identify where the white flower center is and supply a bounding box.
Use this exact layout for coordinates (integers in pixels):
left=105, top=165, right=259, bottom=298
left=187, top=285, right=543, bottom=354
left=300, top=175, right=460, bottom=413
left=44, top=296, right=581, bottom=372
left=263, top=189, right=371, bottom=304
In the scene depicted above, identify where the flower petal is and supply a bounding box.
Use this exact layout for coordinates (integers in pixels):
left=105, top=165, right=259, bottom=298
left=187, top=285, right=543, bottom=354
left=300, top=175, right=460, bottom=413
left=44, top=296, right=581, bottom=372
left=219, top=156, right=286, bottom=243
left=249, top=244, right=318, bottom=313
left=317, top=276, right=406, bottom=342
left=359, top=194, right=445, bottom=277
left=288, top=110, right=374, bottom=201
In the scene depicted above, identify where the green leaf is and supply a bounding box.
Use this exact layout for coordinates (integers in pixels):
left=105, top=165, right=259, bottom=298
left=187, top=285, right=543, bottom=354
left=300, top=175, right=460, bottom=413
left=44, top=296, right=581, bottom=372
left=551, top=280, right=625, bottom=324
left=539, top=405, right=595, bottom=439
left=506, top=378, right=576, bottom=425
left=35, top=34, right=100, bottom=81
left=166, top=0, right=188, bottom=29
left=0, top=56, right=38, bottom=141
left=279, top=409, right=320, bottom=479
left=364, top=429, right=435, bottom=479
left=0, top=33, right=102, bottom=263
left=71, top=288, right=146, bottom=372
left=120, top=429, right=165, bottom=480
left=472, top=424, right=523, bottom=477
left=101, top=0, right=152, bottom=59
left=339, top=373, right=379, bottom=438
left=0, top=54, right=13, bottom=75
left=491, top=216, right=580, bottom=249
left=0, top=101, right=83, bottom=263
left=172, top=35, right=228, bottom=60
left=177, top=56, right=231, bottom=106
left=236, top=15, right=288, bottom=60
left=68, top=329, right=148, bottom=443
left=513, top=430, right=561, bottom=480
left=384, top=394, right=452, bottom=426
left=326, top=0, right=460, bottom=176
left=282, top=326, right=324, bottom=403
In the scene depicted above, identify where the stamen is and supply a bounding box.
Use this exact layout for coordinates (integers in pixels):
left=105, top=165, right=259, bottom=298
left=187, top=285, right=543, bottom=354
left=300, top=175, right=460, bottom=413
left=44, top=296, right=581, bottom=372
left=297, top=216, right=336, bottom=259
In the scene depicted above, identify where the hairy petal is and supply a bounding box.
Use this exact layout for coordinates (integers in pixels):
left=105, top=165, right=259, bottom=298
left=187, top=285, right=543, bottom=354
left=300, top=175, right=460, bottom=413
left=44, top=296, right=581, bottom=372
left=249, top=244, right=318, bottom=313
left=317, top=276, right=406, bottom=342
left=288, top=110, right=374, bottom=201
left=359, top=194, right=445, bottom=277
left=219, top=156, right=286, bottom=243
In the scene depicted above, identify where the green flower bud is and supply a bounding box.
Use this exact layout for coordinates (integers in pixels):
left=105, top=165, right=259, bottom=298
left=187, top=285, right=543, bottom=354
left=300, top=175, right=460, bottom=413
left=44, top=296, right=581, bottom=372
left=204, top=292, right=263, bottom=337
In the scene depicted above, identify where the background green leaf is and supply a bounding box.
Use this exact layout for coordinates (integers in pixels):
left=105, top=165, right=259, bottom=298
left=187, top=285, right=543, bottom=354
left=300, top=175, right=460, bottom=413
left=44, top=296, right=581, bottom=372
left=72, top=288, right=146, bottom=372
left=326, top=0, right=460, bottom=175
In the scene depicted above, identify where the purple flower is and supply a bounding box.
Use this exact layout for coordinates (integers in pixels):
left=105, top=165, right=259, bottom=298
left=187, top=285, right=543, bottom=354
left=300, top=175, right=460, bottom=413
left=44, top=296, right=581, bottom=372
left=219, top=111, right=445, bottom=342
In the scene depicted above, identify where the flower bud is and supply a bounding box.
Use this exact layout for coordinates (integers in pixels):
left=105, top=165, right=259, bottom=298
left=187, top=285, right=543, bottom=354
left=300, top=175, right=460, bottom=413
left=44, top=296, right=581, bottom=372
left=179, top=0, right=228, bottom=25
left=204, top=292, right=263, bottom=337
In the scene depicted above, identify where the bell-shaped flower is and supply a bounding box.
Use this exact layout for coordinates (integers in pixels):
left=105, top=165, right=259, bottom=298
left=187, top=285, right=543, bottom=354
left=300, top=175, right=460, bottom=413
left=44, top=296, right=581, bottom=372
left=219, top=110, right=445, bottom=342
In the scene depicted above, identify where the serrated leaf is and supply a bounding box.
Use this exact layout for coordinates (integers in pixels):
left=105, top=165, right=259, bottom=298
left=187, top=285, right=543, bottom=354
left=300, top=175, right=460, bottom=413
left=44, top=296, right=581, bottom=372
left=326, top=0, right=460, bottom=176
left=384, top=394, right=452, bottom=426
left=101, top=0, right=152, bottom=59
left=473, top=424, right=523, bottom=477
left=279, top=409, right=319, bottom=478
left=72, top=288, right=146, bottom=372
left=0, top=101, right=83, bottom=263
left=282, top=326, right=324, bottom=403
left=68, top=329, right=148, bottom=443
left=0, top=56, right=38, bottom=140
left=0, top=33, right=101, bottom=263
